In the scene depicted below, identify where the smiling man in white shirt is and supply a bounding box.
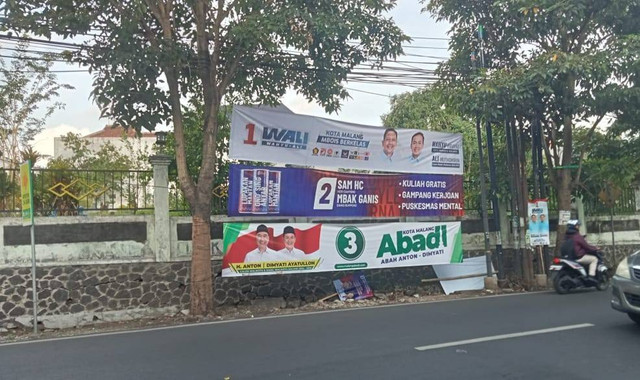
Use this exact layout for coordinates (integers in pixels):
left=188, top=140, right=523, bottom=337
left=408, top=132, right=424, bottom=164
left=277, top=225, right=305, bottom=260
left=379, top=128, right=398, bottom=164
left=244, top=224, right=278, bottom=262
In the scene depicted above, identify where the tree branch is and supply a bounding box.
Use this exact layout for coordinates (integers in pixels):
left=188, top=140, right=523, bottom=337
left=164, top=67, right=196, bottom=203
left=573, top=114, right=604, bottom=188
left=140, top=1, right=195, bottom=202
left=568, top=12, right=593, bottom=53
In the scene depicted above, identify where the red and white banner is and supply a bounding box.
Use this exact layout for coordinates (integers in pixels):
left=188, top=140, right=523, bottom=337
left=222, top=222, right=464, bottom=277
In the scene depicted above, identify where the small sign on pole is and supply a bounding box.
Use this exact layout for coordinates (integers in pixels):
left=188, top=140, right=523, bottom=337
left=20, top=161, right=34, bottom=225
left=20, top=160, right=38, bottom=334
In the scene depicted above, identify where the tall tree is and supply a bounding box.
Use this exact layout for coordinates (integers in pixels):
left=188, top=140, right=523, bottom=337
left=8, top=0, right=406, bottom=315
left=573, top=128, right=640, bottom=212
left=0, top=40, right=71, bottom=168
left=163, top=101, right=231, bottom=215
left=424, top=0, right=640, bottom=248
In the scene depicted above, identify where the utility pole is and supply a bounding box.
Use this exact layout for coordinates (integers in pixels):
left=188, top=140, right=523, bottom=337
left=534, top=104, right=550, bottom=271
left=485, top=120, right=505, bottom=280
left=478, top=24, right=504, bottom=281
left=476, top=117, right=493, bottom=278
left=504, top=116, right=523, bottom=277
left=471, top=29, right=493, bottom=279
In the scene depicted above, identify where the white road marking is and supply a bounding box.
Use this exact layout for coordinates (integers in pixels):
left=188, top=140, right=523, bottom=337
left=414, top=323, right=595, bottom=351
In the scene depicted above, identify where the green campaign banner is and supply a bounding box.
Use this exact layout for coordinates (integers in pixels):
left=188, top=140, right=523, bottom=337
left=20, top=161, right=34, bottom=225
left=222, top=222, right=463, bottom=277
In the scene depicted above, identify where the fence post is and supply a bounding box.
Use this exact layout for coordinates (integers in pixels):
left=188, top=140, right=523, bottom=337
left=150, top=155, right=172, bottom=261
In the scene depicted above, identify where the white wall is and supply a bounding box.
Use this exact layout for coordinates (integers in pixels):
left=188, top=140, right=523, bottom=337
left=54, top=136, right=155, bottom=164
left=2, top=214, right=639, bottom=268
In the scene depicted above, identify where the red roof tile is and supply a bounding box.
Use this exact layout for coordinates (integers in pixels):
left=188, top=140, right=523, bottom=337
left=84, top=125, right=156, bottom=139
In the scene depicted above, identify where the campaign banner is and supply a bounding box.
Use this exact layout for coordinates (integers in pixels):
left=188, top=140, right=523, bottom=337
left=528, top=199, right=550, bottom=246
left=333, top=272, right=374, bottom=301
left=222, top=222, right=463, bottom=277
left=228, top=164, right=464, bottom=217
left=230, top=105, right=464, bottom=175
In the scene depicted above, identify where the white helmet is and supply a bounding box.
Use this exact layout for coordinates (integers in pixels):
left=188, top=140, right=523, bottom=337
left=567, top=219, right=581, bottom=227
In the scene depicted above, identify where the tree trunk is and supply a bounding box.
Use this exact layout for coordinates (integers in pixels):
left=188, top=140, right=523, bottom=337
left=517, top=123, right=534, bottom=287
left=554, top=169, right=572, bottom=252
left=505, top=117, right=522, bottom=278
left=554, top=74, right=576, bottom=253
left=190, top=205, right=214, bottom=315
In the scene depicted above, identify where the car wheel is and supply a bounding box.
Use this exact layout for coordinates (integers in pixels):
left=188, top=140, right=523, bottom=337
left=553, top=271, right=572, bottom=294
left=596, top=272, right=610, bottom=291
left=628, top=313, right=640, bottom=326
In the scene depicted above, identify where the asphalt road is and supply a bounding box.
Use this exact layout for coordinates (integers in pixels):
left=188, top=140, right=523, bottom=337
left=1, top=290, right=639, bottom=380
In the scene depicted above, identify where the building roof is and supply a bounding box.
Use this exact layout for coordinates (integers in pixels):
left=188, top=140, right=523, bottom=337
left=84, top=125, right=156, bottom=139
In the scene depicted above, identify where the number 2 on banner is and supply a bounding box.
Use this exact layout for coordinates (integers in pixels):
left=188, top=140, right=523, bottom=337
left=313, top=178, right=337, bottom=210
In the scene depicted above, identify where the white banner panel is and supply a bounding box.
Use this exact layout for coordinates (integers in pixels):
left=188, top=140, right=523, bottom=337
left=528, top=199, right=550, bottom=246
left=230, top=106, right=464, bottom=175
left=222, top=222, right=463, bottom=277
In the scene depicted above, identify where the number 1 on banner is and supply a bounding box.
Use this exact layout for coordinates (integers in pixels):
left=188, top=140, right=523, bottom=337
left=243, top=123, right=258, bottom=145
left=313, top=178, right=337, bottom=210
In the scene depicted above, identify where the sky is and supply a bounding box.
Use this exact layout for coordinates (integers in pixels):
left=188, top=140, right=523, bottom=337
left=27, top=2, right=451, bottom=162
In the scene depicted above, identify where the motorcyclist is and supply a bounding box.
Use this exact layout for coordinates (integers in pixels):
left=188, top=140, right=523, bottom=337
left=564, top=220, right=599, bottom=281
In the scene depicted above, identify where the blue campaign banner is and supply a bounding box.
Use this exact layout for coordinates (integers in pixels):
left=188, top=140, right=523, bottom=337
left=227, top=164, right=464, bottom=217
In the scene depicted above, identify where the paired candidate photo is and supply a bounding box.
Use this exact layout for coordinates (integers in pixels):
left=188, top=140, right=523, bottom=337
left=243, top=225, right=306, bottom=263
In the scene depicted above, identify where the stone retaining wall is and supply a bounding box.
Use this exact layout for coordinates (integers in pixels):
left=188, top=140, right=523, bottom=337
left=3, top=245, right=638, bottom=328
left=0, top=263, right=190, bottom=324
left=0, top=260, right=447, bottom=326
left=599, top=245, right=640, bottom=263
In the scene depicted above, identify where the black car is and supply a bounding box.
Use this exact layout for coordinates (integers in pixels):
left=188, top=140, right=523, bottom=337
left=611, top=250, right=640, bottom=325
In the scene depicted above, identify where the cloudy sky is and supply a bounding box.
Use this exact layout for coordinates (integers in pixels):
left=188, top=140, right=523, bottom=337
left=29, top=2, right=450, bottom=161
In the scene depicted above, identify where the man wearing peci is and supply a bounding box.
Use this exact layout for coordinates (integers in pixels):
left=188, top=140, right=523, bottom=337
left=408, top=132, right=425, bottom=164
left=379, top=128, right=398, bottom=164
left=244, top=224, right=278, bottom=262
left=277, top=226, right=306, bottom=260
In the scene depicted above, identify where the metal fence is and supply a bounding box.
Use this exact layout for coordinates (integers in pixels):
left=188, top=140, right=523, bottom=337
left=461, top=181, right=638, bottom=216
left=1, top=167, right=634, bottom=217
left=545, top=186, right=637, bottom=216
left=167, top=181, right=228, bottom=215
left=582, top=187, right=638, bottom=216
left=1, top=167, right=154, bottom=216
left=0, top=167, right=228, bottom=217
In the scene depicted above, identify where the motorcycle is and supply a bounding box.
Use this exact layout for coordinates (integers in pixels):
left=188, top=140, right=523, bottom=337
left=549, top=251, right=610, bottom=294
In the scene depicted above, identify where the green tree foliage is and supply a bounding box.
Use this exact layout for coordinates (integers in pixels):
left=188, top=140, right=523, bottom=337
left=0, top=40, right=72, bottom=168
left=7, top=0, right=407, bottom=315
left=423, top=0, right=640, bottom=242
left=605, top=2, right=640, bottom=139
left=573, top=127, right=640, bottom=213
left=43, top=133, right=153, bottom=215
left=163, top=102, right=231, bottom=214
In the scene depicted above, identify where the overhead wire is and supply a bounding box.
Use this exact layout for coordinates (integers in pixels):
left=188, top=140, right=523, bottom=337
left=344, top=87, right=393, bottom=98
left=0, top=32, right=448, bottom=88
left=410, top=36, right=450, bottom=41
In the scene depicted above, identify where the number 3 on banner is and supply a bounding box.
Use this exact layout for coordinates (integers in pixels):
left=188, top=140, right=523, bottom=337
left=313, top=178, right=337, bottom=210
